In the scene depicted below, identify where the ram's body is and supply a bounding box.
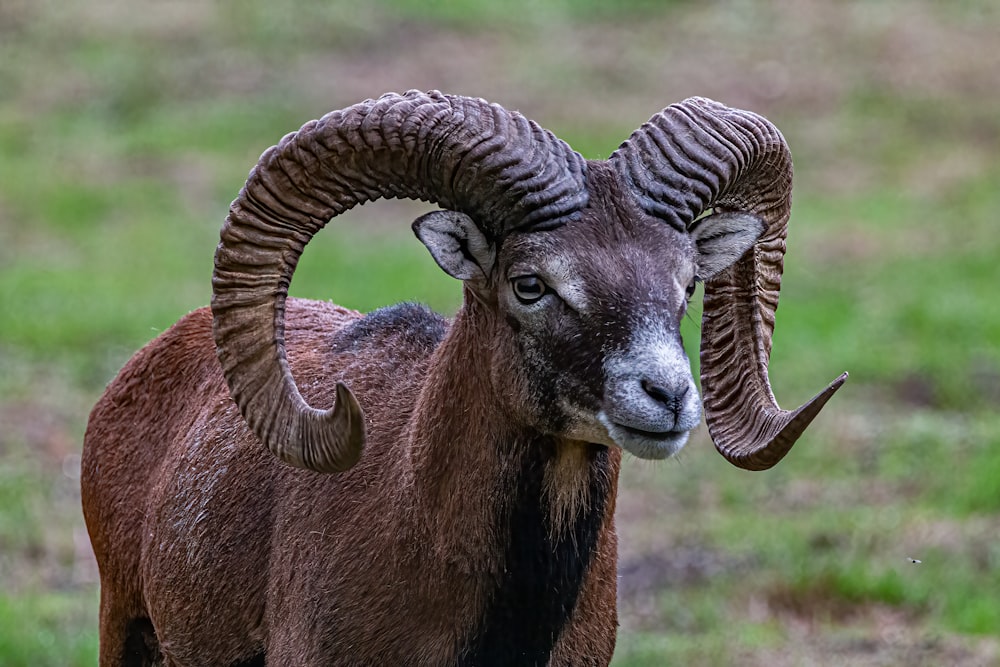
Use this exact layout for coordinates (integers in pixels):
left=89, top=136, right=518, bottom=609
left=84, top=299, right=621, bottom=665
left=82, top=91, right=844, bottom=666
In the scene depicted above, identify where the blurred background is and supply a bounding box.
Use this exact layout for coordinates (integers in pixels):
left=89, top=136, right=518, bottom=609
left=1, top=0, right=998, bottom=664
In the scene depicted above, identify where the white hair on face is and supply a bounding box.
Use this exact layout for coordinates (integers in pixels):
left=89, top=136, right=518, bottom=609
left=536, top=254, right=591, bottom=313
left=597, top=313, right=702, bottom=460
left=596, top=411, right=690, bottom=459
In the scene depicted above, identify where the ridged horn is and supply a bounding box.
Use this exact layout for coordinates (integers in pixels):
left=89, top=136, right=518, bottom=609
left=211, top=90, right=588, bottom=473
left=610, top=97, right=846, bottom=470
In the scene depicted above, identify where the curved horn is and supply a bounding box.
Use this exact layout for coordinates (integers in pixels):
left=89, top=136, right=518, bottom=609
left=212, top=90, right=588, bottom=473
left=610, top=97, right=846, bottom=470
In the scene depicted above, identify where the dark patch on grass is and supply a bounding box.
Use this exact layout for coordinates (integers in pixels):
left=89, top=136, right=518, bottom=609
left=892, top=373, right=941, bottom=409
left=618, top=547, right=753, bottom=599
left=765, top=577, right=917, bottom=625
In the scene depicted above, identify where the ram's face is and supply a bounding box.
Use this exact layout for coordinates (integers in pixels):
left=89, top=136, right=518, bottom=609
left=491, top=210, right=703, bottom=459
left=414, top=173, right=764, bottom=460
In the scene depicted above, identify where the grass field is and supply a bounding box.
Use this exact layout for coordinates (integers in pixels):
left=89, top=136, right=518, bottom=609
left=1, top=0, right=998, bottom=664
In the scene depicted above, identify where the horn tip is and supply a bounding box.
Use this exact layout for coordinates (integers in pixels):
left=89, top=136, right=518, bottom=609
left=306, top=382, right=367, bottom=474
left=714, top=370, right=848, bottom=472
left=808, top=371, right=848, bottom=409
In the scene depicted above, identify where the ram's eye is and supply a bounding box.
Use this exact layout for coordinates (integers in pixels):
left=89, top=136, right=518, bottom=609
left=512, top=275, right=547, bottom=304
left=685, top=277, right=698, bottom=301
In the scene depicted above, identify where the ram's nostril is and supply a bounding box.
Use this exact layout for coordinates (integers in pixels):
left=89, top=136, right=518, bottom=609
left=641, top=379, right=685, bottom=407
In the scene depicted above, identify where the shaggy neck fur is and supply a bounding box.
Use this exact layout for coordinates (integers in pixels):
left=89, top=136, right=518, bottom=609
left=397, top=299, right=615, bottom=665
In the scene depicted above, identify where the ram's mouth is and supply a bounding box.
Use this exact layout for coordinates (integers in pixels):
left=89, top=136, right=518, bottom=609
left=616, top=424, right=684, bottom=441
left=597, top=412, right=691, bottom=460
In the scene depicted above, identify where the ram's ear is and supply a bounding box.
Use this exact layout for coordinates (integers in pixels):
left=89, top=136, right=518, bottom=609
left=412, top=210, right=496, bottom=281
left=689, top=211, right=767, bottom=280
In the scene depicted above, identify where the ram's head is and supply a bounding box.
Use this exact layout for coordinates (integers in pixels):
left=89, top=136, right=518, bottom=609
left=212, top=91, right=846, bottom=473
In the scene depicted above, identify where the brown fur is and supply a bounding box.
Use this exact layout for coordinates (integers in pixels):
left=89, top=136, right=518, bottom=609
left=82, top=298, right=622, bottom=666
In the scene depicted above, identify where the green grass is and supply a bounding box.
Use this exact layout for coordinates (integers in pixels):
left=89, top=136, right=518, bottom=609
left=2, top=0, right=999, bottom=664
left=0, top=591, right=97, bottom=667
left=385, top=0, right=685, bottom=27
left=0, top=459, right=48, bottom=558
left=0, top=592, right=98, bottom=667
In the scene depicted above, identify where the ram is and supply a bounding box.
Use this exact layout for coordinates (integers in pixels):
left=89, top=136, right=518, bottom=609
left=81, top=90, right=846, bottom=666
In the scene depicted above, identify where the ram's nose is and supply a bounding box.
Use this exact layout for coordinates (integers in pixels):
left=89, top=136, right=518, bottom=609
left=641, top=378, right=690, bottom=419
left=604, top=373, right=699, bottom=432
left=598, top=371, right=703, bottom=460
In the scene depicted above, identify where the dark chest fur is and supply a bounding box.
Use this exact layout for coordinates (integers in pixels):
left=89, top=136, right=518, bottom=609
left=459, top=443, right=611, bottom=666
